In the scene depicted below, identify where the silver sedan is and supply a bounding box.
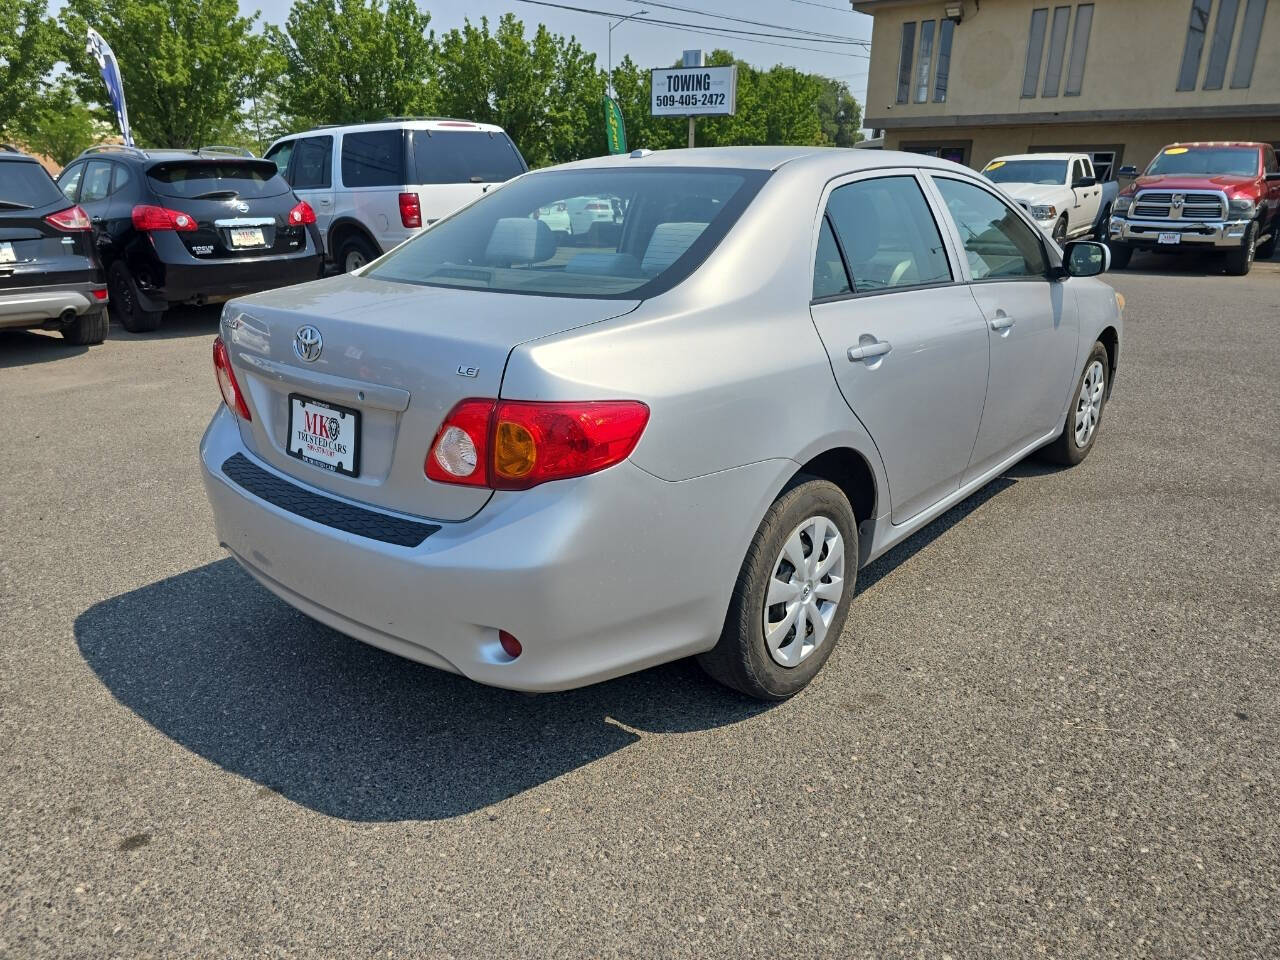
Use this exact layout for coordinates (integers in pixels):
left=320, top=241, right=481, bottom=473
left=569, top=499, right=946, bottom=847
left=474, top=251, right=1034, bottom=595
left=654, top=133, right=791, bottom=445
left=201, top=147, right=1123, bottom=700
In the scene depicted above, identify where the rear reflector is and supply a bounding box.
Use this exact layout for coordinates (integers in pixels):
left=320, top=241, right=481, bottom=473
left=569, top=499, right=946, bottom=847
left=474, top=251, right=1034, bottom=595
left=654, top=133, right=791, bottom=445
left=132, top=204, right=197, bottom=232
left=425, top=399, right=649, bottom=491
left=44, top=205, right=92, bottom=231
left=498, top=630, right=522, bottom=658
left=398, top=192, right=422, bottom=228
left=213, top=336, right=252, bottom=420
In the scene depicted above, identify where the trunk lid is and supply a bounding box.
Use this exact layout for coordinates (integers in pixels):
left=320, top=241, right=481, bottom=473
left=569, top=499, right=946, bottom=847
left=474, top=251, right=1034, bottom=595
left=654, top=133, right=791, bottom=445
left=223, top=272, right=638, bottom=521
left=0, top=203, right=99, bottom=291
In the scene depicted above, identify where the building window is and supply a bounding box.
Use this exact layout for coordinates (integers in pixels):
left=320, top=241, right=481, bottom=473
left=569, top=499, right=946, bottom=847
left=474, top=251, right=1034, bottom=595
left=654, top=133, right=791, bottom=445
left=1204, top=0, right=1241, bottom=90
left=897, top=21, right=916, bottom=104
left=1064, top=4, right=1093, bottom=96
left=1021, top=8, right=1049, bottom=98
left=1042, top=6, right=1072, bottom=97
left=915, top=20, right=936, bottom=103
left=933, top=18, right=955, bottom=102
left=1231, top=0, right=1269, bottom=89
left=901, top=141, right=971, bottom=166
left=1177, top=0, right=1212, bottom=91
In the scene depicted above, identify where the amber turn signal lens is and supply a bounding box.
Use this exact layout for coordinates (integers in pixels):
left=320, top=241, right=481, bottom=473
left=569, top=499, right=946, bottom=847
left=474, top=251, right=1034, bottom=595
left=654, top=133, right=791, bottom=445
left=494, top=420, right=537, bottom=479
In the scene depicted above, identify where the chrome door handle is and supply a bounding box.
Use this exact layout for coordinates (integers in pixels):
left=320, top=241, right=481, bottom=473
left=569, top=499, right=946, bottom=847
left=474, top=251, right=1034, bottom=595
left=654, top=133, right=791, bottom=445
left=848, top=340, right=892, bottom=361
left=989, top=315, right=1015, bottom=331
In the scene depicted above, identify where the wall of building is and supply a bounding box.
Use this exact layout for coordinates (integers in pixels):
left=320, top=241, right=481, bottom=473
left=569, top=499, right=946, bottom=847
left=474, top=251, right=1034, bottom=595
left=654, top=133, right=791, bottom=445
left=862, top=0, right=1280, bottom=127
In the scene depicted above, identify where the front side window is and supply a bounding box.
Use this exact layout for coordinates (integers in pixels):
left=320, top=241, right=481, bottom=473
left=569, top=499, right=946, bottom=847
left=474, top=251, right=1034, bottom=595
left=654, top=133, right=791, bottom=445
left=823, top=176, right=951, bottom=293
left=341, top=130, right=405, bottom=188
left=365, top=167, right=768, bottom=300
left=58, top=163, right=85, bottom=201
left=933, top=177, right=1048, bottom=281
left=291, top=136, right=332, bottom=190
left=80, top=160, right=113, bottom=203
left=1146, top=146, right=1260, bottom=177
left=812, top=216, right=852, bottom=300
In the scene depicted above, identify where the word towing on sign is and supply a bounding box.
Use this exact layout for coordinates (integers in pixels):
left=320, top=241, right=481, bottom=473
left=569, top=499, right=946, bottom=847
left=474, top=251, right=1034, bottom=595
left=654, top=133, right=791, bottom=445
left=650, top=65, right=738, bottom=117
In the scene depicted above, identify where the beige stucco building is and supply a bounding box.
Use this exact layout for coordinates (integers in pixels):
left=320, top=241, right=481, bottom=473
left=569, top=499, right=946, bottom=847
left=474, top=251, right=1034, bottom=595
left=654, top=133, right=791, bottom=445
left=853, top=0, right=1279, bottom=176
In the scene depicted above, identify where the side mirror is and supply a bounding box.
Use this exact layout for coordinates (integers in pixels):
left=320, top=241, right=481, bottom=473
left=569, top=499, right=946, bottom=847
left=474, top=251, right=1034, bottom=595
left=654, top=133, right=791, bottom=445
left=1073, top=175, right=1097, bottom=188
left=1266, top=171, right=1280, bottom=182
left=1117, top=165, right=1139, bottom=178
left=1062, top=240, right=1109, bottom=277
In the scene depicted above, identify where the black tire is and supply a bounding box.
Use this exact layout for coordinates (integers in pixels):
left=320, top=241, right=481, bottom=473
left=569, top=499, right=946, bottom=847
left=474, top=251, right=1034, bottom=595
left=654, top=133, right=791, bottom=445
left=1258, top=228, right=1277, bottom=261
left=1052, top=216, right=1068, bottom=247
left=1094, top=205, right=1112, bottom=242
left=1109, top=242, right=1133, bottom=270
left=698, top=476, right=857, bottom=700
left=108, top=262, right=162, bottom=333
left=1225, top=221, right=1258, bottom=276
left=336, top=233, right=378, bottom=273
left=60, top=308, right=109, bottom=345
left=1041, top=341, right=1110, bottom=467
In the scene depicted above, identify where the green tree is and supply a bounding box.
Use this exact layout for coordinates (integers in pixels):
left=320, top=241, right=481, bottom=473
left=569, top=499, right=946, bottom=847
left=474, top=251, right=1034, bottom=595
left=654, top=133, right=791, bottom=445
left=60, top=0, right=270, bottom=148
left=14, top=83, right=106, bottom=165
left=268, top=0, right=436, bottom=129
left=815, top=78, right=863, bottom=148
left=0, top=0, right=59, bottom=138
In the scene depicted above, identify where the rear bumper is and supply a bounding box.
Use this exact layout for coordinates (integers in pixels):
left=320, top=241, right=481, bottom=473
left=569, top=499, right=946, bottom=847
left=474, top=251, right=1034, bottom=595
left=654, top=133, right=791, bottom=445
left=1109, top=216, right=1251, bottom=249
left=0, top=281, right=107, bottom=329
left=139, top=233, right=323, bottom=307
left=199, top=407, right=788, bottom=692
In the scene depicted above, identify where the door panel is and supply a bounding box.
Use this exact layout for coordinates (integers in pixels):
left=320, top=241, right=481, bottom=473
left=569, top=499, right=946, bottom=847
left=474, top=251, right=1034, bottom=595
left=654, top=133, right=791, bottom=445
left=810, top=173, right=990, bottom=525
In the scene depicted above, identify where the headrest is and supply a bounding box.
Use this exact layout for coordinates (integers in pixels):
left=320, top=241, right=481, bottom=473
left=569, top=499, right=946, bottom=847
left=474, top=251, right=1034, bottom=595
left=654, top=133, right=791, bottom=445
left=841, top=193, right=880, bottom=264
left=485, top=218, right=556, bottom=266
left=640, top=222, right=707, bottom=276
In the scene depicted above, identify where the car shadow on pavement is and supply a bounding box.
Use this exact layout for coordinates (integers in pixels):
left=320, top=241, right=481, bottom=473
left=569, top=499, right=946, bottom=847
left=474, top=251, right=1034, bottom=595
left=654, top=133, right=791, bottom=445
left=0, top=328, right=89, bottom=368
left=74, top=559, right=770, bottom=823
left=109, top=303, right=224, bottom=339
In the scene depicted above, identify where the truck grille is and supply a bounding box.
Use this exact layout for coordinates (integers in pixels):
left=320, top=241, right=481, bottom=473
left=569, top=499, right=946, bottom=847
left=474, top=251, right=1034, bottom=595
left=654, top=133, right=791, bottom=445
left=1133, top=190, right=1225, bottom=221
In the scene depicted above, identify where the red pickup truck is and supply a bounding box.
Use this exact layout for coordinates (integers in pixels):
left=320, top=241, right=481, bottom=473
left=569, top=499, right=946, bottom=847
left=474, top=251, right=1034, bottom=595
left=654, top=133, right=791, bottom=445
left=1107, top=141, right=1280, bottom=275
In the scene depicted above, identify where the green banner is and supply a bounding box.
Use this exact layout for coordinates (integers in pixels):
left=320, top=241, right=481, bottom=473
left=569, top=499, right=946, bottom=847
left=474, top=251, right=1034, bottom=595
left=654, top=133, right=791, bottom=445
left=603, top=96, right=627, bottom=155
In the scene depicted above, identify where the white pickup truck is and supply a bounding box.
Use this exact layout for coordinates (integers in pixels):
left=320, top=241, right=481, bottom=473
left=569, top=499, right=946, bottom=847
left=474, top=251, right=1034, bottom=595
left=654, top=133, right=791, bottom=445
left=981, top=153, right=1119, bottom=247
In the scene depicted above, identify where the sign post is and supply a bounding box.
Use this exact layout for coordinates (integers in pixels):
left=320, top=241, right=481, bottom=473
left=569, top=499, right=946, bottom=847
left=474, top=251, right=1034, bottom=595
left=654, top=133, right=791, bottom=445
left=649, top=51, right=736, bottom=149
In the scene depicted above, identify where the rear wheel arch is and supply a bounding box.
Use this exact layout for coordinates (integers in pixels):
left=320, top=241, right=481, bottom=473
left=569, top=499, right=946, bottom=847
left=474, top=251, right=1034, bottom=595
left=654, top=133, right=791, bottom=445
left=1098, top=325, right=1119, bottom=396
left=327, top=219, right=381, bottom=260
left=788, top=447, right=878, bottom=553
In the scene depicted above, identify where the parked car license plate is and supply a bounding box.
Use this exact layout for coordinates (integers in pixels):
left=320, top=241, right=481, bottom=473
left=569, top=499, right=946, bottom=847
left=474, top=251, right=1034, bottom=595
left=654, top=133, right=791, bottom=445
left=0, top=242, right=15, bottom=264
left=287, top=394, right=360, bottom=476
left=230, top=227, right=266, bottom=248
left=1157, top=232, right=1181, bottom=245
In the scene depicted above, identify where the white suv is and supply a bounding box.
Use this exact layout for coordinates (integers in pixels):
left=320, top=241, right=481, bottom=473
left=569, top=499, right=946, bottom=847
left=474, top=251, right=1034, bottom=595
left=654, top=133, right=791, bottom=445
left=264, top=118, right=527, bottom=273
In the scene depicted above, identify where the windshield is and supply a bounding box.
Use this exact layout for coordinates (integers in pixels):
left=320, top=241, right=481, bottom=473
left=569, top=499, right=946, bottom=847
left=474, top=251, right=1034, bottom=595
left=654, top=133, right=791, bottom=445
left=982, top=159, right=1068, bottom=185
left=1146, top=147, right=1260, bottom=177
left=411, top=131, right=526, bottom=184
left=365, top=167, right=769, bottom=299
left=146, top=160, right=289, bottom=199
left=0, top=161, right=64, bottom=207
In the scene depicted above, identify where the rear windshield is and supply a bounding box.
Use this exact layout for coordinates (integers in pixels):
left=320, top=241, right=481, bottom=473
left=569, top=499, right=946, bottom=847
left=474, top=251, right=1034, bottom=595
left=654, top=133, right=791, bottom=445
left=982, top=159, right=1068, bottom=185
left=411, top=131, right=527, bottom=184
left=0, top=160, right=65, bottom=207
left=146, top=160, right=289, bottom=199
left=365, top=167, right=769, bottom=299
left=1146, top=147, right=1260, bottom=177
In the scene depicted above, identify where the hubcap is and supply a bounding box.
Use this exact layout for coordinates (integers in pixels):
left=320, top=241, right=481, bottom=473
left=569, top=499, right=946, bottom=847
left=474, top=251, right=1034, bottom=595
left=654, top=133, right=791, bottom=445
left=1074, top=359, right=1105, bottom=448
left=344, top=250, right=367, bottom=272
left=763, top=515, right=845, bottom=668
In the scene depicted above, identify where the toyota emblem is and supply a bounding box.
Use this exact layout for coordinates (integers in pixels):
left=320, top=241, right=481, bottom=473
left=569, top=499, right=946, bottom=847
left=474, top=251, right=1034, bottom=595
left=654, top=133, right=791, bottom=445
left=294, top=325, right=323, bottom=362
left=235, top=201, right=250, bottom=213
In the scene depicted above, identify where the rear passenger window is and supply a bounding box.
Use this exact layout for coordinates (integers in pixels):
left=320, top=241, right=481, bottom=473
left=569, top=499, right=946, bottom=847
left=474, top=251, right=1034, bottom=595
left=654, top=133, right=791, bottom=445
left=823, top=176, right=952, bottom=292
left=265, top=141, right=294, bottom=181
left=59, top=163, right=85, bottom=201
left=812, top=217, right=852, bottom=299
left=933, top=177, right=1048, bottom=280
left=111, top=164, right=131, bottom=193
left=80, top=161, right=113, bottom=203
left=341, top=131, right=405, bottom=188
left=292, top=136, right=332, bottom=189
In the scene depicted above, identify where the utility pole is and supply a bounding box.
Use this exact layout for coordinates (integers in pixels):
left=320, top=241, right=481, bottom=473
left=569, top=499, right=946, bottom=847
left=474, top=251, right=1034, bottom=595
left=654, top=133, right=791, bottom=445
left=607, top=9, right=649, bottom=98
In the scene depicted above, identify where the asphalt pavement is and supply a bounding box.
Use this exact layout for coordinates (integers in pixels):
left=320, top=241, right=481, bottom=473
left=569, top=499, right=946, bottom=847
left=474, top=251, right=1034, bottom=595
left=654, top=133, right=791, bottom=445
left=3, top=250, right=1279, bottom=958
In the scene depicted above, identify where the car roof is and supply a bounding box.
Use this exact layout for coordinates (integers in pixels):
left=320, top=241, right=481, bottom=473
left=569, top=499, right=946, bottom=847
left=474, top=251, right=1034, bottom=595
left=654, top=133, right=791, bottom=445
left=550, top=145, right=976, bottom=178
left=275, top=118, right=507, bottom=140
left=989, top=153, right=1079, bottom=163
left=1162, top=141, right=1266, bottom=149
left=0, top=146, right=38, bottom=162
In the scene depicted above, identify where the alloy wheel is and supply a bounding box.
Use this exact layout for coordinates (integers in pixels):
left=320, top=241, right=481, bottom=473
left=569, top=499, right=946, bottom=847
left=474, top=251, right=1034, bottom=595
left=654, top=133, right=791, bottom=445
left=762, top=515, right=845, bottom=668
left=1074, top=359, right=1105, bottom=448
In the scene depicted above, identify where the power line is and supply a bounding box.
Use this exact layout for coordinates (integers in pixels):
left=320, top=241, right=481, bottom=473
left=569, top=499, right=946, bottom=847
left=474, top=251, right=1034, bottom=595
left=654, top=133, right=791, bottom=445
left=782, top=0, right=860, bottom=12
left=623, top=0, right=870, bottom=44
left=513, top=0, right=871, bottom=55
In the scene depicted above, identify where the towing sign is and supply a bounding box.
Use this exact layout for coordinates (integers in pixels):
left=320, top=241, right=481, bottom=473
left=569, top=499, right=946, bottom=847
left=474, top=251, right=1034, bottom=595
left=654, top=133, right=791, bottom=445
left=650, top=65, right=737, bottom=117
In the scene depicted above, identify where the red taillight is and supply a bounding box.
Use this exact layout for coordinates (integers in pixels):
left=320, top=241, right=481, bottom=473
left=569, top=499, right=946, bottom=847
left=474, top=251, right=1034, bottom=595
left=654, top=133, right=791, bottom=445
left=212, top=336, right=252, bottom=421
left=45, top=205, right=92, bottom=231
left=91, top=287, right=108, bottom=301
left=498, top=630, right=522, bottom=658
left=398, top=191, right=422, bottom=228
left=586, top=202, right=610, bottom=211
left=132, top=204, right=197, bottom=232
left=425, top=399, right=649, bottom=491
left=287, top=200, right=316, bottom=226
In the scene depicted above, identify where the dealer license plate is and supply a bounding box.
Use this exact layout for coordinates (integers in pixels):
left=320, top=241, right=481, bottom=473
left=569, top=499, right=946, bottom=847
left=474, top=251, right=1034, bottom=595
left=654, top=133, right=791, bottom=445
left=287, top=394, right=361, bottom=476
left=0, top=242, right=15, bottom=264
left=230, top=227, right=266, bottom=248
left=1157, top=232, right=1181, bottom=245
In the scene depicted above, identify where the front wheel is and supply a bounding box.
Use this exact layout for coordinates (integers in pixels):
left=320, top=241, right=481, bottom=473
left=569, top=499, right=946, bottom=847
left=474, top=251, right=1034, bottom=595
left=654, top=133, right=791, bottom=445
left=1109, top=243, right=1133, bottom=270
left=1257, top=228, right=1277, bottom=260
left=1225, top=221, right=1258, bottom=276
left=1052, top=216, right=1068, bottom=247
left=698, top=476, right=857, bottom=700
left=1094, top=205, right=1112, bottom=242
left=1041, top=341, right=1109, bottom=466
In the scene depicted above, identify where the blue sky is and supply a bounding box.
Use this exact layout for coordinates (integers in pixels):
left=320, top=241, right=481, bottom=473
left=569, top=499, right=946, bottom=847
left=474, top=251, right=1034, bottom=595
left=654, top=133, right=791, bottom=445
left=242, top=0, right=873, bottom=107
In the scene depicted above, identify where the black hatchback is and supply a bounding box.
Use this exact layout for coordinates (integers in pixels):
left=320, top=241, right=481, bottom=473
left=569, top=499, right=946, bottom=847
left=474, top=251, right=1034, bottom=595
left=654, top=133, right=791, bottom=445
left=57, top=146, right=323, bottom=332
left=0, top=146, right=109, bottom=345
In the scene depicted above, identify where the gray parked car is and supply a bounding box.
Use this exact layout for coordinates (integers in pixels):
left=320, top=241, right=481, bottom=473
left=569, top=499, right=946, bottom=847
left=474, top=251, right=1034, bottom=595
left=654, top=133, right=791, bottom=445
left=201, top=147, right=1123, bottom=700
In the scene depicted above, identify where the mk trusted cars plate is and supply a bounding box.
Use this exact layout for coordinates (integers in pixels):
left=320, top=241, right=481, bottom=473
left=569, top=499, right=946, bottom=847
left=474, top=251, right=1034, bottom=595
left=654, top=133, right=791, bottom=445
left=287, top=394, right=361, bottom=476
